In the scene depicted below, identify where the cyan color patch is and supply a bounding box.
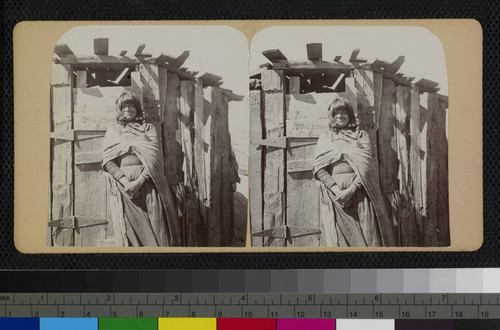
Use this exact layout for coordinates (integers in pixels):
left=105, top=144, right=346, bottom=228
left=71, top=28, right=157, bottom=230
left=40, top=318, right=98, bottom=330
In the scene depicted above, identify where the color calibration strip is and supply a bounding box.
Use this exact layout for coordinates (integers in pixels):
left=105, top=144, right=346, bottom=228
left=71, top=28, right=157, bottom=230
left=2, top=317, right=500, bottom=330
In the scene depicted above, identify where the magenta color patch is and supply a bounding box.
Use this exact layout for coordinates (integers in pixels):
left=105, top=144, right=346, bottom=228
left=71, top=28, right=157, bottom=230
left=277, top=319, right=335, bottom=330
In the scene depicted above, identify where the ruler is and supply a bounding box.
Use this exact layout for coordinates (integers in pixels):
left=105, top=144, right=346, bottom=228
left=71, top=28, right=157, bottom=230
left=1, top=293, right=499, bottom=319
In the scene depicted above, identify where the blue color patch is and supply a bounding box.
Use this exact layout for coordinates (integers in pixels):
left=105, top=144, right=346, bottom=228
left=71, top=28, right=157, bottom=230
left=40, top=318, right=98, bottom=330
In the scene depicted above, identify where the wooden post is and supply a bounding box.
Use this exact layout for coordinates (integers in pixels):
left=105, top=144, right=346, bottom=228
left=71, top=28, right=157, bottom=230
left=193, top=79, right=207, bottom=230
left=163, top=73, right=183, bottom=185
left=139, top=63, right=161, bottom=125
left=261, top=69, right=286, bottom=247
left=436, top=99, right=450, bottom=246
left=203, top=87, right=223, bottom=246
left=220, top=95, right=233, bottom=246
left=410, top=85, right=423, bottom=233
left=420, top=93, right=439, bottom=246
left=396, top=86, right=418, bottom=246
left=76, top=70, right=87, bottom=88
left=289, top=76, right=300, bottom=94
left=180, top=80, right=201, bottom=246
left=50, top=62, right=74, bottom=246
left=249, top=89, right=264, bottom=247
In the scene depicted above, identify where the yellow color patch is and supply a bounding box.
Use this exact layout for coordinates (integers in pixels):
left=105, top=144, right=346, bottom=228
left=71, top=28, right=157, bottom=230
left=158, top=318, right=217, bottom=330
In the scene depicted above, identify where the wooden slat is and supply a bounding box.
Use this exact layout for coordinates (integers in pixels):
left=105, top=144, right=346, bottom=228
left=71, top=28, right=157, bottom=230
left=349, top=49, right=367, bottom=63
left=54, top=44, right=74, bottom=57
left=204, top=87, right=223, bottom=246
left=75, top=151, right=101, bottom=165
left=261, top=69, right=286, bottom=247
left=74, top=112, right=116, bottom=130
left=249, top=90, right=264, bottom=246
left=194, top=79, right=207, bottom=221
left=76, top=71, right=87, bottom=88
left=221, top=89, right=244, bottom=102
left=420, top=93, right=439, bottom=246
left=156, top=55, right=197, bottom=81
left=262, top=49, right=287, bottom=62
left=436, top=99, right=450, bottom=246
left=93, top=38, right=109, bottom=56
left=74, top=136, right=107, bottom=246
left=285, top=91, right=357, bottom=137
left=373, top=72, right=384, bottom=127
left=119, top=50, right=127, bottom=56
left=272, top=60, right=353, bottom=72
left=173, top=50, right=190, bottom=68
left=286, top=142, right=320, bottom=247
left=220, top=96, right=233, bottom=246
left=180, top=81, right=196, bottom=186
left=410, top=85, right=423, bottom=231
left=333, top=56, right=342, bottom=63
left=59, top=55, right=139, bottom=65
left=289, top=76, right=300, bottom=94
left=72, top=86, right=142, bottom=113
left=163, top=73, right=184, bottom=185
left=378, top=78, right=399, bottom=194
left=396, top=86, right=418, bottom=246
left=199, top=73, right=223, bottom=87
left=180, top=80, right=202, bottom=246
left=51, top=63, right=74, bottom=247
left=306, top=43, right=322, bottom=61
left=416, top=78, right=440, bottom=93
left=135, top=43, right=146, bottom=56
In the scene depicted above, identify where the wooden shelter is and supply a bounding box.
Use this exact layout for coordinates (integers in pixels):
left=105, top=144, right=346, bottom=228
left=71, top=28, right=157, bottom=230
left=49, top=39, right=243, bottom=247
left=250, top=44, right=449, bottom=247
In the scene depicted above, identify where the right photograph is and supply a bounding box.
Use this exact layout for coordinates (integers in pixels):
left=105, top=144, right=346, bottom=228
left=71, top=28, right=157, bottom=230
left=249, top=26, right=449, bottom=248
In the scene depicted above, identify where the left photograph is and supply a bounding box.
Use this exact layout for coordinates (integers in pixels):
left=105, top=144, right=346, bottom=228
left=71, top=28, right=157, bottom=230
left=48, top=25, right=248, bottom=247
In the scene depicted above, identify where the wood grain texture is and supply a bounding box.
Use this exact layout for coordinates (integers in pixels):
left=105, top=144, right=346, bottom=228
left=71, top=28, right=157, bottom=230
left=420, top=93, right=439, bottom=246
left=249, top=89, right=264, bottom=246
left=72, top=86, right=142, bottom=113
left=220, top=96, right=234, bottom=246
left=396, top=86, right=418, bottom=246
left=410, top=85, right=423, bottom=231
left=51, top=63, right=74, bottom=246
left=261, top=69, right=286, bottom=247
left=378, top=78, right=398, bottom=194
left=436, top=99, right=450, bottom=246
left=193, top=79, right=207, bottom=224
left=286, top=138, right=320, bottom=247
left=203, top=87, right=223, bottom=246
left=163, top=73, right=184, bottom=185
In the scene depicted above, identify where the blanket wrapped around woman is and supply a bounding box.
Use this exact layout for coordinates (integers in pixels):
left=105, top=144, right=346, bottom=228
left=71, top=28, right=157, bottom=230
left=102, top=122, right=182, bottom=247
left=313, top=128, right=396, bottom=247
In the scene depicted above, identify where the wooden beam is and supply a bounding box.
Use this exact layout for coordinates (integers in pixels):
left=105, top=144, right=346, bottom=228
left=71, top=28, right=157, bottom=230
left=59, top=55, right=139, bottom=65
left=333, top=56, right=342, bottom=63
left=289, top=76, right=300, bottom=94
left=173, top=50, right=190, bottom=68
left=306, top=43, right=322, bottom=61
left=221, top=89, right=244, bottom=102
left=54, top=44, right=74, bottom=57
left=416, top=78, right=440, bottom=93
left=272, top=60, right=353, bottom=72
left=135, top=43, right=146, bottom=56
left=156, top=55, right=197, bottom=80
left=199, top=72, right=223, bottom=87
left=119, top=50, right=127, bottom=56
left=349, top=49, right=368, bottom=63
left=93, top=38, right=109, bottom=56
left=262, top=49, right=287, bottom=62
left=372, top=65, right=412, bottom=86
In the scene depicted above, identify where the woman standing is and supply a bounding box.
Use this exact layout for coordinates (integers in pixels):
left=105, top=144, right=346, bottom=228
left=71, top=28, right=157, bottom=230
left=102, top=91, right=182, bottom=247
left=312, top=97, right=396, bottom=247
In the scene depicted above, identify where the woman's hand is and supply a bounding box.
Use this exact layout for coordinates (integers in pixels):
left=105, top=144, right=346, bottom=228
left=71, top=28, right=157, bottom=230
left=124, top=177, right=146, bottom=198
left=335, top=184, right=358, bottom=207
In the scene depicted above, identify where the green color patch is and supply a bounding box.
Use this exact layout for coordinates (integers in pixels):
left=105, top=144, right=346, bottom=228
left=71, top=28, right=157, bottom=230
left=99, top=318, right=157, bottom=330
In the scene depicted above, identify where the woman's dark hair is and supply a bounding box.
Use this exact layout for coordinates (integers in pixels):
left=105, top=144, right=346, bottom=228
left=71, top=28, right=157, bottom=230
left=115, top=91, right=144, bottom=124
left=327, top=97, right=358, bottom=130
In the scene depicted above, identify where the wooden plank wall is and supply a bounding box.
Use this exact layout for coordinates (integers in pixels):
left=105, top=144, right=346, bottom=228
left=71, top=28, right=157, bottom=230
left=50, top=63, right=74, bottom=246
left=261, top=69, right=286, bottom=247
left=249, top=90, right=264, bottom=246
left=180, top=81, right=202, bottom=246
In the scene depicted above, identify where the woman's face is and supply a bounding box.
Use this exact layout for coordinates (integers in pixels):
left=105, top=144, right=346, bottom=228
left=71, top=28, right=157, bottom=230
left=121, top=102, right=137, bottom=122
left=332, top=109, right=350, bottom=128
